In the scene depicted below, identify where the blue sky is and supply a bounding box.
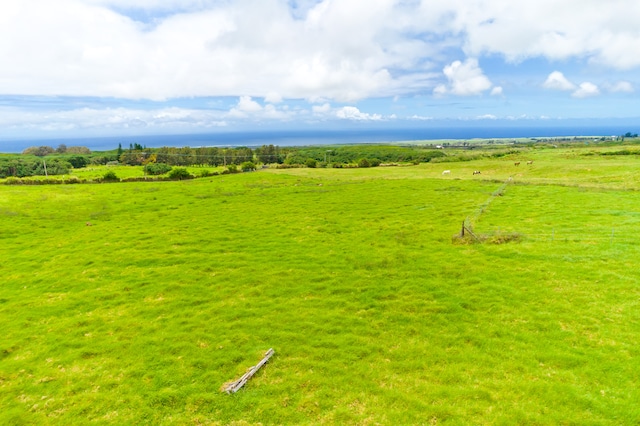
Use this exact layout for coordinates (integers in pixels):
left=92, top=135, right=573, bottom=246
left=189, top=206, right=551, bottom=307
left=0, top=0, right=638, bottom=142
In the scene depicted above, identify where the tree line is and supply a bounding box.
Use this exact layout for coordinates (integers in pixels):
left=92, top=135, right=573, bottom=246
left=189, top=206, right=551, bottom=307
left=2, top=142, right=445, bottom=178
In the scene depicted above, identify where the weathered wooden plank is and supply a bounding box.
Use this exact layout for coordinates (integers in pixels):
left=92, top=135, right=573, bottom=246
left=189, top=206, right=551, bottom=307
left=222, top=348, right=275, bottom=394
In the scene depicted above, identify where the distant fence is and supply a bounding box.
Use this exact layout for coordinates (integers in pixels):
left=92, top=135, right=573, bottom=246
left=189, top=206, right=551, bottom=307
left=462, top=177, right=632, bottom=245
left=473, top=226, right=637, bottom=245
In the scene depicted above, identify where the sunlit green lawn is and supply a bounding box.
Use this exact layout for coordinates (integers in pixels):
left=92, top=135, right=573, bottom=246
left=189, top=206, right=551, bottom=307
left=1, top=145, right=640, bottom=424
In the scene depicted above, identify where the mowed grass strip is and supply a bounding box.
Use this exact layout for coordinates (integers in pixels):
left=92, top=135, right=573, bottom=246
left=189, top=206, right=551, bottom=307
left=1, top=155, right=640, bottom=424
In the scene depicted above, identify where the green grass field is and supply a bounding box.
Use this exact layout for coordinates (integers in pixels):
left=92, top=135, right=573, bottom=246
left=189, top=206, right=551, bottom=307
left=2, top=144, right=640, bottom=424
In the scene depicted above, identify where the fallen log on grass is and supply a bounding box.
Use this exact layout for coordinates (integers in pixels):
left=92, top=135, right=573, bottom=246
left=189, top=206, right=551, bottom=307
left=221, top=348, right=275, bottom=394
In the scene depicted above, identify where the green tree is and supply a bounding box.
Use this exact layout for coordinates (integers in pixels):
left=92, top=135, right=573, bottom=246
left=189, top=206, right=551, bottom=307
left=257, top=144, right=281, bottom=164
left=119, top=151, right=146, bottom=166
left=22, top=146, right=55, bottom=157
left=66, top=146, right=91, bottom=154
left=66, top=155, right=89, bottom=169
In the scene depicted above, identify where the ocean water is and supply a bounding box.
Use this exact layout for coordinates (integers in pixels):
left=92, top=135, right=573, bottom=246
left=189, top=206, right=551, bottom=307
left=0, top=123, right=636, bottom=152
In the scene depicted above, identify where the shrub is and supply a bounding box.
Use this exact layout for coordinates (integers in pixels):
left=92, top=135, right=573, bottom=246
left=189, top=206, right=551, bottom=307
left=90, top=156, right=110, bottom=165
left=370, top=158, right=381, bottom=167
left=65, top=156, right=89, bottom=169
left=103, top=171, right=119, bottom=182
left=64, top=176, right=83, bottom=184
left=121, top=176, right=160, bottom=182
left=305, top=158, right=317, bottom=168
left=199, top=169, right=219, bottom=177
left=226, top=164, right=239, bottom=174
left=241, top=161, right=256, bottom=172
left=4, top=177, right=23, bottom=185
left=168, top=167, right=193, bottom=180
left=145, top=163, right=172, bottom=175
left=358, top=158, right=371, bottom=168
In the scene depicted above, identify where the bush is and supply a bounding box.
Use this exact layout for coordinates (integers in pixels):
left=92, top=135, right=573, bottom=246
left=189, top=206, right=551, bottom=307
left=66, top=156, right=89, bottom=169
left=145, top=163, right=172, bottom=175
left=199, top=169, right=219, bottom=177
left=4, top=177, right=23, bottom=185
left=241, top=161, right=256, bottom=172
left=121, top=176, right=165, bottom=182
left=103, top=171, right=119, bottom=182
left=226, top=164, right=239, bottom=174
left=64, top=176, right=83, bottom=184
left=305, top=158, right=317, bottom=168
left=358, top=158, right=371, bottom=168
left=168, top=167, right=193, bottom=180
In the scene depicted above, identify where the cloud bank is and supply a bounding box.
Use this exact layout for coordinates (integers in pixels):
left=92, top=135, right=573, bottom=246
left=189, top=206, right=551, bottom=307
left=1, top=0, right=640, bottom=102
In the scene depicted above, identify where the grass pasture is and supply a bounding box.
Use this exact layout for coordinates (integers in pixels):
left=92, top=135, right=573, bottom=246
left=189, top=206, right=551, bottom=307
left=2, top=145, right=640, bottom=424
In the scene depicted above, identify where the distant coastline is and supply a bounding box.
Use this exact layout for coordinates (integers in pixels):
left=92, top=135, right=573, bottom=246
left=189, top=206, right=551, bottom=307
left=0, top=123, right=636, bottom=153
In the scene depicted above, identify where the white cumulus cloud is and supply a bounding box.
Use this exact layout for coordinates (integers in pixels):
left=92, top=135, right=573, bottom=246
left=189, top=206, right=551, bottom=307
left=572, top=82, right=600, bottom=98
left=228, top=96, right=293, bottom=119
left=454, top=0, right=640, bottom=69
left=434, top=59, right=493, bottom=96
left=0, top=0, right=640, bottom=120
left=335, top=106, right=382, bottom=121
left=543, top=71, right=576, bottom=91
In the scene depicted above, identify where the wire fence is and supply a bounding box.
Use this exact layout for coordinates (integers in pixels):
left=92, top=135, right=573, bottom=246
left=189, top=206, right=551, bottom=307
left=463, top=177, right=637, bottom=245
left=482, top=228, right=631, bottom=244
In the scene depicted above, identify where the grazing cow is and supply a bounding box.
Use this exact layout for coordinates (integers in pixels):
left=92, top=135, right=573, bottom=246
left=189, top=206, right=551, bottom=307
left=473, top=170, right=481, bottom=175
left=514, top=162, right=520, bottom=166
left=442, top=170, right=450, bottom=175
left=527, top=160, right=533, bottom=165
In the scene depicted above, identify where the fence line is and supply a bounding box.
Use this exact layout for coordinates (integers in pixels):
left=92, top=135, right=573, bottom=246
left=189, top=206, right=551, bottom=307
left=463, top=178, right=631, bottom=245
left=465, top=177, right=512, bottom=230
left=480, top=227, right=630, bottom=244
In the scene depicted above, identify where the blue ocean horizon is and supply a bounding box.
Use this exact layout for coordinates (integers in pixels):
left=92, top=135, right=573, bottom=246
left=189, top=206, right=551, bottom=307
left=0, top=122, right=637, bottom=153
